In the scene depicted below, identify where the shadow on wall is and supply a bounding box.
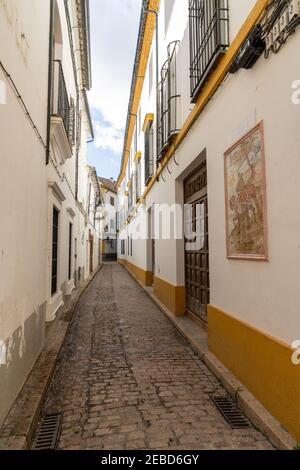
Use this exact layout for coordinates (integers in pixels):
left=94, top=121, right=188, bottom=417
left=0, top=304, right=46, bottom=425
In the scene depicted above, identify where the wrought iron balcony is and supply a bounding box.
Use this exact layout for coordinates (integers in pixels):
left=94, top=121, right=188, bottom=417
left=52, top=60, right=70, bottom=138
left=189, top=0, right=229, bottom=101
left=157, top=41, right=180, bottom=161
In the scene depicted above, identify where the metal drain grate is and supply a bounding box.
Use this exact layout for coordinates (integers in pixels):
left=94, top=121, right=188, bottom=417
left=31, top=414, right=62, bottom=450
left=211, top=395, right=249, bottom=429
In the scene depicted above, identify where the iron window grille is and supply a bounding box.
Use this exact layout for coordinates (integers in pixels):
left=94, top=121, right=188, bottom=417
left=189, top=0, right=229, bottom=102
left=145, top=120, right=154, bottom=184
left=128, top=181, right=133, bottom=211
left=135, top=159, right=141, bottom=202
left=157, top=41, right=180, bottom=161
left=52, top=60, right=71, bottom=140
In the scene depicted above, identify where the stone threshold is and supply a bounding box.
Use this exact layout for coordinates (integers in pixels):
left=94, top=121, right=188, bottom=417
left=0, top=264, right=103, bottom=450
left=122, top=264, right=297, bottom=451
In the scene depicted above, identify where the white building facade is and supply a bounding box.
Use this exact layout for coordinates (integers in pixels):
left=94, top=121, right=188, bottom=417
left=117, top=0, right=300, bottom=441
left=98, top=178, right=118, bottom=262
left=0, top=0, right=100, bottom=424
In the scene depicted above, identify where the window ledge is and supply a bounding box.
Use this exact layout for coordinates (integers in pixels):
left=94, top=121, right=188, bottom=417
left=46, top=291, right=64, bottom=322
left=50, top=115, right=72, bottom=163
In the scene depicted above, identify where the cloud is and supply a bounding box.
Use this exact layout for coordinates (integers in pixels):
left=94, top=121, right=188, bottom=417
left=87, top=0, right=141, bottom=178
left=94, top=119, right=124, bottom=154
left=88, top=0, right=141, bottom=130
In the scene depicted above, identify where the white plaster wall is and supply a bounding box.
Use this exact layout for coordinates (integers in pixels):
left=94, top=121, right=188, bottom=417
left=119, top=1, right=300, bottom=344
left=0, top=0, right=50, bottom=424
left=147, top=33, right=300, bottom=345
left=228, top=0, right=257, bottom=42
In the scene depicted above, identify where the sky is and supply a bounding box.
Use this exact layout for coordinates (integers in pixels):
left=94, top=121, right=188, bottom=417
left=87, top=0, right=141, bottom=181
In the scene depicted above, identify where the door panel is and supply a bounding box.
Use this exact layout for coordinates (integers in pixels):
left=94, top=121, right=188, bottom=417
left=184, top=163, right=210, bottom=324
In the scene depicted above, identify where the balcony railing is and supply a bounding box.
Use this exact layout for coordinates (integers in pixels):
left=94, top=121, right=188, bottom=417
left=52, top=60, right=70, bottom=138
left=189, top=0, right=229, bottom=101
left=157, top=41, right=180, bottom=161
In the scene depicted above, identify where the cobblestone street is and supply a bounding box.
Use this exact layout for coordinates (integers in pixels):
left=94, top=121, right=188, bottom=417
left=43, top=263, right=273, bottom=450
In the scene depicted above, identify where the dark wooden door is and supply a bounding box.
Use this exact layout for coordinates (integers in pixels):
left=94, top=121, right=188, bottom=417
left=184, top=163, right=210, bottom=324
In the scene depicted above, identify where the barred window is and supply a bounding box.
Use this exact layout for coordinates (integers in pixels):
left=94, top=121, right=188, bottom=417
left=144, top=120, right=154, bottom=184
left=189, top=0, right=229, bottom=101
left=135, top=159, right=141, bottom=202
left=128, top=180, right=133, bottom=210
left=157, top=41, right=180, bottom=160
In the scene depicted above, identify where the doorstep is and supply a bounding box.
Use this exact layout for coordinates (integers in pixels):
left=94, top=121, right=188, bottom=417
left=0, top=264, right=103, bottom=450
left=123, top=264, right=297, bottom=451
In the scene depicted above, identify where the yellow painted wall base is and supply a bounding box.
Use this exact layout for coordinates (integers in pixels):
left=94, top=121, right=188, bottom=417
left=208, top=305, right=300, bottom=442
left=118, top=258, right=127, bottom=267
left=118, top=259, right=153, bottom=286
left=154, top=276, right=185, bottom=317
left=118, top=260, right=185, bottom=316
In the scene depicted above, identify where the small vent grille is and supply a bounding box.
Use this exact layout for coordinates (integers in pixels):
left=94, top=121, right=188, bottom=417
left=211, top=396, right=249, bottom=429
left=31, top=414, right=62, bottom=450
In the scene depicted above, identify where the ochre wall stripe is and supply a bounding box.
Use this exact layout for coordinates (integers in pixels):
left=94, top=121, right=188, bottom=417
left=208, top=305, right=300, bottom=442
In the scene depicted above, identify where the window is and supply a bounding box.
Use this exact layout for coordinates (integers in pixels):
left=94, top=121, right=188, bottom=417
left=145, top=120, right=154, bottom=183
left=157, top=41, right=180, bottom=159
left=128, top=182, right=133, bottom=211
left=52, top=61, right=70, bottom=138
left=110, top=196, right=115, bottom=207
left=110, top=219, right=115, bottom=230
left=135, top=158, right=141, bottom=201
left=128, top=237, right=130, bottom=255
left=68, top=223, right=73, bottom=281
left=165, top=0, right=176, bottom=34
left=121, top=239, right=125, bottom=255
left=51, top=208, right=59, bottom=296
left=189, top=0, right=229, bottom=101
left=131, top=236, right=133, bottom=257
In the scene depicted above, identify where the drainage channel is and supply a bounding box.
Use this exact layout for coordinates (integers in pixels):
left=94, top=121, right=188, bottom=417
left=31, top=414, right=62, bottom=450
left=211, top=395, right=249, bottom=429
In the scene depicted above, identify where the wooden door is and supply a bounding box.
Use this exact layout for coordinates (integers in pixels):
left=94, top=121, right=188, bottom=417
left=184, top=163, right=210, bottom=324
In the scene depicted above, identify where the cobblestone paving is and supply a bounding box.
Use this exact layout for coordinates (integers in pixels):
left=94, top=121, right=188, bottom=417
left=43, top=263, right=273, bottom=450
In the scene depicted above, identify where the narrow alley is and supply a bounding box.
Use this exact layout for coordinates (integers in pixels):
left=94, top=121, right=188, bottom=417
left=42, top=263, right=272, bottom=451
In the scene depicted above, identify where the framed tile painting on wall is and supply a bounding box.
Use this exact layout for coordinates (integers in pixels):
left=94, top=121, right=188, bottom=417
left=224, top=122, right=268, bottom=260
